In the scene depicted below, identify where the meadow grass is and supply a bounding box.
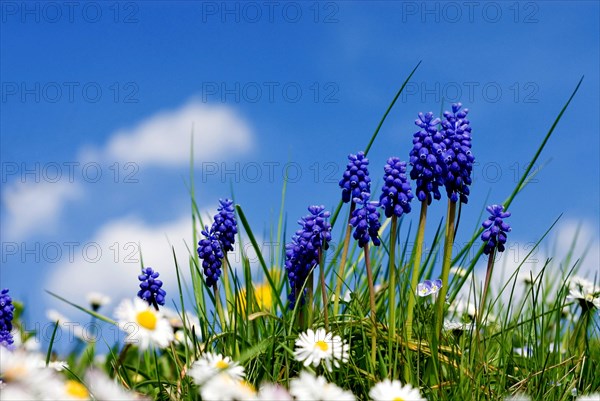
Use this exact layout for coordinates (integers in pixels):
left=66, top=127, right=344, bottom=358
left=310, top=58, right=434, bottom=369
left=4, top=67, right=599, bottom=401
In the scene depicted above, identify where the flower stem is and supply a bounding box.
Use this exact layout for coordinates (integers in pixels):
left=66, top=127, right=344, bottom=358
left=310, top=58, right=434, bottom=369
left=319, top=248, right=329, bottom=330
left=213, top=283, right=227, bottom=331
left=405, top=200, right=428, bottom=339
left=333, top=203, right=355, bottom=317
left=435, top=199, right=457, bottom=337
left=364, top=243, right=377, bottom=369
left=388, top=214, right=398, bottom=368
left=477, top=250, right=496, bottom=330
left=404, top=200, right=428, bottom=381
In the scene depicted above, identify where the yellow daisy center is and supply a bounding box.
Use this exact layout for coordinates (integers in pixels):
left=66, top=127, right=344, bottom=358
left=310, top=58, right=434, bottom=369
left=315, top=340, right=329, bottom=351
left=65, top=380, right=89, bottom=399
left=4, top=365, right=27, bottom=382
left=216, top=360, right=229, bottom=369
left=392, top=397, right=405, bottom=401
left=136, top=310, right=157, bottom=330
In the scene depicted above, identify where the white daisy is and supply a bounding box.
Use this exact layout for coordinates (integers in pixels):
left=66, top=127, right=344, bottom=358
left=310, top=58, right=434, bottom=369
left=86, top=368, right=147, bottom=400
left=114, top=298, right=174, bottom=350
left=567, top=276, right=600, bottom=310
left=369, top=379, right=426, bottom=401
left=45, top=379, right=91, bottom=400
left=503, top=395, right=532, bottom=401
left=0, top=385, right=37, bottom=400
left=575, top=394, right=600, bottom=401
left=199, top=374, right=257, bottom=401
left=293, top=328, right=349, bottom=372
left=257, top=384, right=292, bottom=401
left=187, top=352, right=245, bottom=386
left=46, top=309, right=70, bottom=323
left=161, top=307, right=202, bottom=337
left=289, top=371, right=355, bottom=401
left=513, top=346, right=533, bottom=357
left=10, top=330, right=40, bottom=352
left=86, top=292, right=111, bottom=311
left=0, top=348, right=55, bottom=386
left=449, top=266, right=468, bottom=277
left=443, top=320, right=474, bottom=333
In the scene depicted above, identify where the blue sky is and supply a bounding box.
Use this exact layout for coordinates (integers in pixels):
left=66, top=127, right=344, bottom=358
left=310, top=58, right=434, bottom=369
left=1, top=1, right=599, bottom=349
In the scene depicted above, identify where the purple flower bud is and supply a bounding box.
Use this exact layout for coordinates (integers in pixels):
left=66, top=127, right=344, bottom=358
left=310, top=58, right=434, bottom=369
left=481, top=204, right=512, bottom=255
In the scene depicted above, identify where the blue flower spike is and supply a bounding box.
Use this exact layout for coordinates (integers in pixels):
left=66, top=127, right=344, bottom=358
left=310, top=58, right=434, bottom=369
left=350, top=192, right=381, bottom=247
left=137, top=267, right=167, bottom=308
left=409, top=112, right=447, bottom=205
left=481, top=204, right=511, bottom=255
left=285, top=205, right=332, bottom=308
left=441, top=103, right=475, bottom=203
left=339, top=151, right=371, bottom=204
left=0, top=288, right=15, bottom=348
left=379, top=157, right=414, bottom=218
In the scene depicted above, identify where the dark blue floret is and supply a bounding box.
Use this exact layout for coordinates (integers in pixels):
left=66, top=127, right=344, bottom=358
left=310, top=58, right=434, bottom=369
left=350, top=192, right=381, bottom=247
left=441, top=103, right=474, bottom=203
left=0, top=288, right=15, bottom=347
left=211, top=198, right=237, bottom=252
left=339, top=151, right=371, bottom=203
left=137, top=267, right=167, bottom=307
left=285, top=205, right=332, bottom=308
left=198, top=227, right=225, bottom=287
left=409, top=112, right=447, bottom=205
left=379, top=157, right=414, bottom=218
left=481, top=205, right=511, bottom=255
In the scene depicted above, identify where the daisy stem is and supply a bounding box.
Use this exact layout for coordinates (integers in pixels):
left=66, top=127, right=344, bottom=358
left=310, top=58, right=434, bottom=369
left=435, top=199, right=456, bottom=337
left=404, top=200, right=428, bottom=381
left=333, top=203, right=355, bottom=317
left=388, top=214, right=398, bottom=368
left=213, top=283, right=227, bottom=331
left=364, top=243, right=377, bottom=369
left=319, top=247, right=329, bottom=330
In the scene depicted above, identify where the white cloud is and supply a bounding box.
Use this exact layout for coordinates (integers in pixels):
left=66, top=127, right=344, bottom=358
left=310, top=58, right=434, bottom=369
left=1, top=180, right=82, bottom=240
left=45, top=214, right=194, bottom=310
left=2, top=101, right=255, bottom=240
left=45, top=210, right=269, bottom=317
left=103, top=101, right=254, bottom=167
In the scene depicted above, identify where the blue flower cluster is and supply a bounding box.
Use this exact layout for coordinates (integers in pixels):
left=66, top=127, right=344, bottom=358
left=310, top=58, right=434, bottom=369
left=212, top=199, right=237, bottom=252
left=441, top=103, right=474, bottom=203
left=339, top=151, right=371, bottom=203
left=481, top=204, right=511, bottom=254
left=350, top=192, right=381, bottom=247
left=285, top=205, right=332, bottom=308
left=137, top=267, right=167, bottom=307
left=409, top=112, right=446, bottom=204
left=379, top=157, right=414, bottom=218
left=408, top=105, right=474, bottom=204
left=0, top=288, right=15, bottom=347
left=198, top=226, right=226, bottom=287
left=197, top=198, right=238, bottom=287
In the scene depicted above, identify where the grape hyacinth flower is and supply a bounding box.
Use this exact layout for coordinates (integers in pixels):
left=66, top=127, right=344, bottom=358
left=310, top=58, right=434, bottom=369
left=285, top=205, right=332, bottom=308
left=137, top=267, right=167, bottom=308
left=409, top=112, right=447, bottom=205
left=0, top=288, right=15, bottom=347
left=198, top=226, right=225, bottom=287
left=350, top=192, right=381, bottom=247
left=441, top=103, right=474, bottom=203
left=339, top=151, right=371, bottom=203
left=211, top=198, right=237, bottom=252
left=379, top=157, right=414, bottom=218
left=481, top=205, right=512, bottom=254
